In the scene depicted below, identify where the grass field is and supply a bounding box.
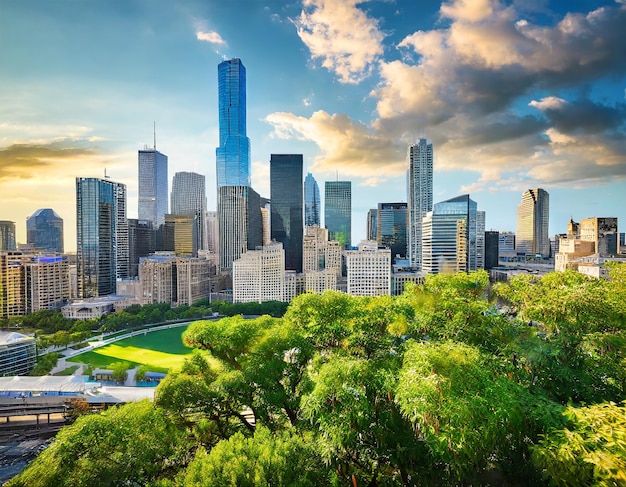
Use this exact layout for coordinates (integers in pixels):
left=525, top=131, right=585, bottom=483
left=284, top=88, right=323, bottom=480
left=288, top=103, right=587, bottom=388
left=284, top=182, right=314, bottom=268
left=71, top=325, right=194, bottom=371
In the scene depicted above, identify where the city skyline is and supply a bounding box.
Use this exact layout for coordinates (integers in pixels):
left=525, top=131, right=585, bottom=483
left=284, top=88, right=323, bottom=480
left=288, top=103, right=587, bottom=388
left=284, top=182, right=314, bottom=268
left=1, top=0, right=625, bottom=252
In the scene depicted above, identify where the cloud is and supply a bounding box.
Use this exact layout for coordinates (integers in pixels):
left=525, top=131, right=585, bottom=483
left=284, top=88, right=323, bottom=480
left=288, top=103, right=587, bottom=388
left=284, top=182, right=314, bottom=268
left=294, top=0, right=385, bottom=84
left=196, top=30, right=226, bottom=45
left=265, top=110, right=406, bottom=177
left=530, top=97, right=625, bottom=134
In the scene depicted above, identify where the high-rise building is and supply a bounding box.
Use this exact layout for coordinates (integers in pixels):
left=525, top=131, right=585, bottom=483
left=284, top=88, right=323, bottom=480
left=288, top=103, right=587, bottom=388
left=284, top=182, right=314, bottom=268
left=232, top=242, right=285, bottom=303
left=128, top=219, right=155, bottom=278
left=516, top=188, right=550, bottom=257
left=366, top=209, right=378, bottom=241
left=26, top=208, right=64, bottom=253
left=216, top=58, right=250, bottom=187
left=579, top=217, right=618, bottom=256
left=270, top=154, right=303, bottom=272
left=171, top=171, right=207, bottom=252
left=76, top=177, right=128, bottom=298
left=484, top=231, right=499, bottom=270
left=408, top=138, right=433, bottom=269
left=422, top=195, right=482, bottom=274
left=303, top=226, right=341, bottom=294
left=345, top=240, right=391, bottom=296
left=325, top=181, right=351, bottom=248
left=377, top=202, right=408, bottom=262
left=138, top=147, right=168, bottom=228
left=304, top=172, right=321, bottom=227
left=0, top=221, right=16, bottom=251
left=205, top=211, right=219, bottom=254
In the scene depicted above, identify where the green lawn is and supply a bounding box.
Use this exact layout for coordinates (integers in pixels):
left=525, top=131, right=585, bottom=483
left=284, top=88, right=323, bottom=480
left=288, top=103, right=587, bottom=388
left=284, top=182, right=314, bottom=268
left=71, top=325, right=195, bottom=371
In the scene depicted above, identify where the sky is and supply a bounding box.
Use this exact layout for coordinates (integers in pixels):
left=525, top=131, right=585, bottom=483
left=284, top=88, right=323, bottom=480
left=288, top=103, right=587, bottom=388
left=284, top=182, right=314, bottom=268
left=1, top=0, right=625, bottom=253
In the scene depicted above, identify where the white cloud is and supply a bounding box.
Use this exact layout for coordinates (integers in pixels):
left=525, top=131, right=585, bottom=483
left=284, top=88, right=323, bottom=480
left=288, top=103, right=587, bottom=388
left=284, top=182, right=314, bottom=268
left=529, top=97, right=567, bottom=111
left=196, top=30, right=226, bottom=45
left=295, top=0, right=385, bottom=84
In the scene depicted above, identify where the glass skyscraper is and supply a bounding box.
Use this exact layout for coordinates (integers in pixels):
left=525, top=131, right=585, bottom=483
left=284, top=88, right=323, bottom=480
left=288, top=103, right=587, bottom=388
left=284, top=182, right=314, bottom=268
left=325, top=181, right=351, bottom=248
left=304, top=172, right=321, bottom=227
left=76, top=177, right=128, bottom=298
left=0, top=221, right=17, bottom=251
left=377, top=202, right=408, bottom=261
left=271, top=154, right=303, bottom=272
left=408, top=138, right=433, bottom=269
left=138, top=148, right=168, bottom=228
left=516, top=188, right=550, bottom=257
left=171, top=171, right=207, bottom=252
left=26, top=208, right=64, bottom=253
left=216, top=58, right=250, bottom=187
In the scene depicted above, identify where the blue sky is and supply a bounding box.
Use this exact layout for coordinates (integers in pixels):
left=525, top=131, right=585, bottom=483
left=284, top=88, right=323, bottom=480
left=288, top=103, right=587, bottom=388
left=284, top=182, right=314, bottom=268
left=1, top=0, right=625, bottom=251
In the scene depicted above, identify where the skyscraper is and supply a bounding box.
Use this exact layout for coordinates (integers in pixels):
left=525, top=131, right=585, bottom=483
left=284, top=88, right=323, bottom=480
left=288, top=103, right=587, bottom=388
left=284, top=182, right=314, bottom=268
left=216, top=58, right=250, bottom=187
left=377, top=202, right=408, bottom=261
left=128, top=219, right=155, bottom=278
left=76, top=177, right=128, bottom=298
left=516, top=188, right=550, bottom=257
left=171, top=171, right=207, bottom=251
left=138, top=147, right=168, bottom=228
left=26, top=208, right=64, bottom=253
left=325, top=181, right=351, bottom=248
left=408, top=138, right=433, bottom=269
left=367, top=209, right=378, bottom=241
left=0, top=221, right=17, bottom=251
left=304, top=172, right=321, bottom=227
left=270, top=154, right=303, bottom=272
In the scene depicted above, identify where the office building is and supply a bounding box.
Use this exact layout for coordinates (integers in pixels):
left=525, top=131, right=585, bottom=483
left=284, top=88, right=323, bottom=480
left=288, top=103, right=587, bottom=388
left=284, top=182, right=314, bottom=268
left=0, top=332, right=37, bottom=376
left=216, top=58, right=250, bottom=187
left=26, top=208, right=64, bottom=253
left=128, top=219, right=155, bottom=278
left=138, top=147, right=168, bottom=228
left=205, top=211, right=219, bottom=254
left=325, top=181, right=351, bottom=247
left=270, top=154, right=303, bottom=272
left=476, top=210, right=485, bottom=270
left=408, top=138, right=433, bottom=269
left=232, top=242, right=285, bottom=303
left=0, top=221, right=16, bottom=251
left=377, top=202, right=408, bottom=262
left=516, top=188, right=550, bottom=257
left=345, top=240, right=391, bottom=296
left=171, top=171, right=207, bottom=252
left=76, top=177, right=128, bottom=298
left=484, top=231, right=499, bottom=270
left=304, top=172, right=321, bottom=227
left=421, top=195, right=482, bottom=274
left=367, top=209, right=378, bottom=241
left=579, top=217, right=618, bottom=256
left=303, top=226, right=341, bottom=294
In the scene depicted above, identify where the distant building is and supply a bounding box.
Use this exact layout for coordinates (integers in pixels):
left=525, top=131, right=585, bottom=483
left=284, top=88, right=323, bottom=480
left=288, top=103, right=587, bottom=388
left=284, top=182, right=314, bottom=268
left=26, top=208, right=64, bottom=253
left=304, top=172, right=321, bottom=227
left=171, top=171, right=207, bottom=251
left=516, top=188, right=550, bottom=257
left=232, top=242, right=285, bottom=303
left=345, top=240, right=391, bottom=296
left=408, top=138, right=433, bottom=269
left=0, top=332, right=37, bottom=376
left=270, top=154, right=303, bottom=272
left=579, top=217, right=618, bottom=256
left=484, top=231, right=499, bottom=270
left=0, top=221, right=16, bottom=251
left=303, top=226, right=341, bottom=294
left=128, top=219, right=155, bottom=278
left=325, top=181, right=351, bottom=247
left=366, top=209, right=378, bottom=241
left=163, top=214, right=199, bottom=257
left=138, top=147, right=168, bottom=228
left=377, top=202, right=408, bottom=262
left=391, top=265, right=425, bottom=296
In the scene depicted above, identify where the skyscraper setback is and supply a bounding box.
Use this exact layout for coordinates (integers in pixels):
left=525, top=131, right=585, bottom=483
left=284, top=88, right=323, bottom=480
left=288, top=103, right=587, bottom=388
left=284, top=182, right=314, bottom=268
left=408, top=138, right=433, bottom=269
left=325, top=181, right=351, bottom=248
left=138, top=147, right=168, bottom=228
left=270, top=154, right=303, bottom=272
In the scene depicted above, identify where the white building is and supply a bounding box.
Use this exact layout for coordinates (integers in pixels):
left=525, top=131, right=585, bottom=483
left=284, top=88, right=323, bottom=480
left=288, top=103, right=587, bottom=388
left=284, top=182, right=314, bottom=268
left=345, top=240, right=391, bottom=296
left=232, top=242, right=285, bottom=303
left=407, top=139, right=433, bottom=270
left=303, top=226, right=341, bottom=293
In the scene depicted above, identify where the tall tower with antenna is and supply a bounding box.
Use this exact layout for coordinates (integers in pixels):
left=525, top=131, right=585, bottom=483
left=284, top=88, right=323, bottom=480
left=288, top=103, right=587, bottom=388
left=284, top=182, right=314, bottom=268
left=138, top=123, right=168, bottom=228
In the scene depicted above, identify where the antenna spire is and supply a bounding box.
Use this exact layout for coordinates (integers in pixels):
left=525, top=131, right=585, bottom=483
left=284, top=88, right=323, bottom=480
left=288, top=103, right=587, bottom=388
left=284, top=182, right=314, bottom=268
left=153, top=121, right=156, bottom=150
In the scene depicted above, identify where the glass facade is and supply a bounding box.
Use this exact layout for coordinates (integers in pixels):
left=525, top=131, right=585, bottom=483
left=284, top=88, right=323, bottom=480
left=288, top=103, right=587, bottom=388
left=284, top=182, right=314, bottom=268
left=408, top=138, right=433, bottom=269
left=76, top=177, right=128, bottom=298
left=171, top=171, right=207, bottom=251
left=0, top=221, right=16, bottom=251
left=26, top=208, right=64, bottom=253
left=304, top=172, right=320, bottom=227
left=138, top=149, right=168, bottom=227
left=270, top=154, right=303, bottom=272
left=377, top=202, right=408, bottom=261
left=216, top=58, right=250, bottom=187
left=325, top=181, right=352, bottom=248
left=516, top=188, right=550, bottom=257
left=0, top=332, right=37, bottom=376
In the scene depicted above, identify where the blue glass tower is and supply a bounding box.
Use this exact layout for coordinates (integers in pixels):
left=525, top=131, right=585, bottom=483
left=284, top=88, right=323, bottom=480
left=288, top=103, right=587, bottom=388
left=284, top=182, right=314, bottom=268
left=304, top=172, right=321, bottom=227
left=216, top=58, right=250, bottom=187
left=324, top=181, right=351, bottom=248
left=26, top=208, right=64, bottom=253
left=138, top=148, right=168, bottom=228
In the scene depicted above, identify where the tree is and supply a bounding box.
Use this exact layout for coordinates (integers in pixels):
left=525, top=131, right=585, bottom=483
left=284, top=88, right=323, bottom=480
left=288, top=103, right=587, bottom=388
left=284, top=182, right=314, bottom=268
left=7, top=401, right=191, bottom=487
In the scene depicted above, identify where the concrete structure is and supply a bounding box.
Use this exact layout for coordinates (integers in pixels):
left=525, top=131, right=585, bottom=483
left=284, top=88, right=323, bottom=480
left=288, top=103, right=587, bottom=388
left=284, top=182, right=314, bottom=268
left=138, top=147, right=168, bottom=228
left=304, top=172, right=321, bottom=227
left=303, top=226, right=342, bottom=294
left=232, top=242, right=285, bottom=303
left=0, top=332, right=37, bottom=376
left=345, top=240, right=391, bottom=296
left=26, top=208, right=64, bottom=253
left=516, top=188, right=550, bottom=257
left=0, top=251, right=69, bottom=318
left=76, top=177, right=129, bottom=298
left=0, top=221, right=16, bottom=251
left=579, top=217, right=619, bottom=256
left=325, top=181, right=351, bottom=248
left=270, top=154, right=303, bottom=272
left=408, top=138, right=433, bottom=269
left=391, top=266, right=425, bottom=296
left=284, top=271, right=306, bottom=303
left=61, top=295, right=132, bottom=319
